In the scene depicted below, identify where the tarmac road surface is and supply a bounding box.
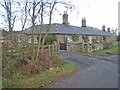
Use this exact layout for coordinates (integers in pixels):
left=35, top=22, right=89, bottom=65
left=47, top=51, right=118, bottom=88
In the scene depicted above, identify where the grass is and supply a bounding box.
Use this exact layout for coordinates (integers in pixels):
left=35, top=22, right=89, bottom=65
left=89, top=44, right=120, bottom=56
left=24, top=61, right=77, bottom=88
left=2, top=59, right=77, bottom=88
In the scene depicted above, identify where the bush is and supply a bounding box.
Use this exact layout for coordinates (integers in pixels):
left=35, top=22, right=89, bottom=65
left=2, top=56, right=70, bottom=88
left=71, top=35, right=79, bottom=42
left=91, top=44, right=95, bottom=49
left=103, top=42, right=112, bottom=49
left=37, top=35, right=57, bottom=45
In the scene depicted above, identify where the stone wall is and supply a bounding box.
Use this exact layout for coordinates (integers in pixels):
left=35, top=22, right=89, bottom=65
left=21, top=34, right=117, bottom=53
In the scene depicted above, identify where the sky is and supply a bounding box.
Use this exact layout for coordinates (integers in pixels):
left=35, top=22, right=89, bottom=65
left=0, top=0, right=119, bottom=33
left=60, top=0, right=119, bottom=31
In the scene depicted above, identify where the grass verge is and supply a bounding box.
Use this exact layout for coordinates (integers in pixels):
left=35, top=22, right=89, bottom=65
left=88, top=44, right=120, bottom=56
left=2, top=59, right=77, bottom=88
left=24, top=61, right=77, bottom=88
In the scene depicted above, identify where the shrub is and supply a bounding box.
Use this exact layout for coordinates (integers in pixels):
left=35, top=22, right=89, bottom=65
left=71, top=35, right=79, bottom=42
left=37, top=35, right=57, bottom=45
left=103, top=42, right=112, bottom=49
left=91, top=44, right=95, bottom=49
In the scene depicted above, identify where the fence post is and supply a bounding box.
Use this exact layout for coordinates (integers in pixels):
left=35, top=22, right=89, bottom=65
left=55, top=44, right=57, bottom=56
left=56, top=44, right=59, bottom=57
left=52, top=45, right=54, bottom=56
left=48, top=45, right=51, bottom=57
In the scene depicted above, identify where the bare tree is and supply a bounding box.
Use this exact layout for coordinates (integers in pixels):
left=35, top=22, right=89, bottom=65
left=27, top=0, right=42, bottom=61
left=17, top=0, right=29, bottom=45
left=20, top=0, right=28, bottom=31
left=0, top=0, right=18, bottom=55
left=0, top=0, right=74, bottom=62
left=34, top=1, right=58, bottom=61
left=35, top=1, right=43, bottom=61
left=35, top=0, right=74, bottom=61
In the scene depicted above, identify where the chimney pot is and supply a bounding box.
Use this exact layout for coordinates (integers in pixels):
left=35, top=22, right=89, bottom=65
left=107, top=27, right=110, bottom=32
left=102, top=25, right=106, bottom=31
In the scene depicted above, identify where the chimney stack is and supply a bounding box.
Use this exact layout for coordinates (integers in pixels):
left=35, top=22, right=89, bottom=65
left=62, top=11, right=68, bottom=25
left=107, top=27, right=110, bottom=32
left=81, top=17, right=86, bottom=27
left=102, top=25, right=106, bottom=31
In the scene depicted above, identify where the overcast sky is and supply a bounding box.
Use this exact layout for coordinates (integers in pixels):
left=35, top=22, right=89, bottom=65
left=0, top=0, right=119, bottom=32
left=62, top=0, right=119, bottom=30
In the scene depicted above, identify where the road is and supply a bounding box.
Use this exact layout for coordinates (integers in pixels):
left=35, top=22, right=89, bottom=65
left=47, top=51, right=119, bottom=88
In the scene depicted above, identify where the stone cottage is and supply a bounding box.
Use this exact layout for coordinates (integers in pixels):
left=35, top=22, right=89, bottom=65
left=22, top=11, right=116, bottom=53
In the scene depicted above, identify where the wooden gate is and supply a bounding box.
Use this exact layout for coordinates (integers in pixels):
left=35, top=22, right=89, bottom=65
left=60, top=43, right=67, bottom=50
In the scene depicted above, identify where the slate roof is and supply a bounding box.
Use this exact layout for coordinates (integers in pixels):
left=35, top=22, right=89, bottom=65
left=23, top=23, right=115, bottom=36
